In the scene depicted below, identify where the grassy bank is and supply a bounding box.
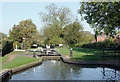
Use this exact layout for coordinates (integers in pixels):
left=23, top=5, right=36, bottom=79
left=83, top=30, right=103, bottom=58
left=1, top=56, right=9, bottom=62
left=0, top=55, right=9, bottom=64
left=1, top=50, right=41, bottom=69
left=2, top=56, right=40, bottom=69
left=0, top=50, right=40, bottom=63
left=9, top=51, right=26, bottom=55
left=0, top=51, right=27, bottom=63
left=58, top=47, right=120, bottom=61
left=2, top=50, right=38, bottom=57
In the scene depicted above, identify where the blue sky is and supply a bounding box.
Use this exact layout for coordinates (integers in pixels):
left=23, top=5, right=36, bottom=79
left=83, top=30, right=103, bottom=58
left=1, top=2, right=94, bottom=35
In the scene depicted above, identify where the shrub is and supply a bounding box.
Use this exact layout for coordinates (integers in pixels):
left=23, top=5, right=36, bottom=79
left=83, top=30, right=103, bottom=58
left=95, top=42, right=103, bottom=49
left=2, top=40, right=13, bottom=56
left=116, top=43, right=120, bottom=49
left=82, top=39, right=116, bottom=49
left=24, top=41, right=31, bottom=49
left=102, top=39, right=116, bottom=48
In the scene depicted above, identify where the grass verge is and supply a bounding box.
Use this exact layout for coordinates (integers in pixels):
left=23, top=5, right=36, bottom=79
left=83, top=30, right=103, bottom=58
left=0, top=55, right=9, bottom=63
left=8, top=51, right=26, bottom=55
left=57, top=47, right=120, bottom=61
left=0, top=50, right=40, bottom=64
left=2, top=56, right=40, bottom=69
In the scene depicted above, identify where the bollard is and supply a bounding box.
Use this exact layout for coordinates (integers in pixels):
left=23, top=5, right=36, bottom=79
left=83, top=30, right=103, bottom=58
left=69, top=48, right=73, bottom=57
left=33, top=50, right=36, bottom=58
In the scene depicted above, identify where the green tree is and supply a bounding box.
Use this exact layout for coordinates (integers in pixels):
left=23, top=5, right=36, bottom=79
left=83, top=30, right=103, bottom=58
left=49, top=37, right=65, bottom=45
left=40, top=4, right=74, bottom=44
left=9, top=25, right=23, bottom=43
left=63, top=21, right=83, bottom=47
left=9, top=19, right=39, bottom=49
left=40, top=4, right=72, bottom=28
left=81, top=31, right=94, bottom=44
left=0, top=32, right=7, bottom=40
left=79, top=2, right=120, bottom=36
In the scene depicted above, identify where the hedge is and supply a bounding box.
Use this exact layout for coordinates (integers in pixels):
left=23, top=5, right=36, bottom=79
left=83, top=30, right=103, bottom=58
left=82, top=39, right=120, bottom=49
left=2, top=40, right=13, bottom=56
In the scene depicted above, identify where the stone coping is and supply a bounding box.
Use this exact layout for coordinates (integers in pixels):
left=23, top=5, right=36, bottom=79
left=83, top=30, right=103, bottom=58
left=0, top=69, right=11, bottom=77
left=61, top=55, right=120, bottom=70
left=12, top=60, right=42, bottom=73
left=0, top=60, right=42, bottom=79
left=14, top=49, right=25, bottom=51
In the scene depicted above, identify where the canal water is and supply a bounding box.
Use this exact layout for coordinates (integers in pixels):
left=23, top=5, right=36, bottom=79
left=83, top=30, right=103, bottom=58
left=9, top=60, right=120, bottom=80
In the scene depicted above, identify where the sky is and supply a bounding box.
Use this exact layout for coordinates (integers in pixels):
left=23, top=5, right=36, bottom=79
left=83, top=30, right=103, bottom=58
left=1, top=1, right=94, bottom=35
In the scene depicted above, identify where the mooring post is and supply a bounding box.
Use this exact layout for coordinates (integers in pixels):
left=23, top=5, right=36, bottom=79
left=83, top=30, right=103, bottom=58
left=33, top=50, right=36, bottom=58
left=69, top=48, right=73, bottom=57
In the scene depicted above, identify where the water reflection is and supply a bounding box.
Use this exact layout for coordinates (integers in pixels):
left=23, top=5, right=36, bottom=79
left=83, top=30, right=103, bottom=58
left=9, top=60, right=120, bottom=80
left=101, top=68, right=118, bottom=80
